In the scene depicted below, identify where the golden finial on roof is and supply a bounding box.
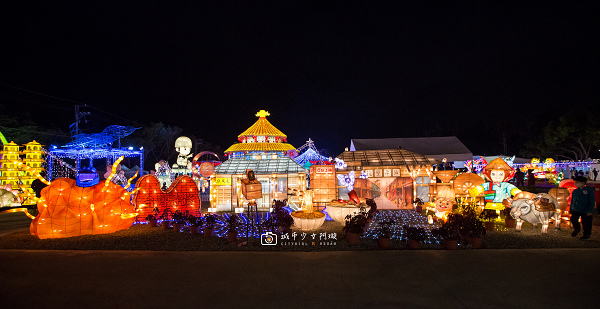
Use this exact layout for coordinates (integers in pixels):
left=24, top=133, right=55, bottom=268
left=255, top=110, right=270, bottom=118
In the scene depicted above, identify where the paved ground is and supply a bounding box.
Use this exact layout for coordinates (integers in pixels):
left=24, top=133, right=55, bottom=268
left=1, top=248, right=599, bottom=309
left=0, top=211, right=31, bottom=236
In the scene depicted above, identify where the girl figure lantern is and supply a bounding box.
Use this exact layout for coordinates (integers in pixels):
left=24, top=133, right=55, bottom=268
left=468, top=158, right=521, bottom=211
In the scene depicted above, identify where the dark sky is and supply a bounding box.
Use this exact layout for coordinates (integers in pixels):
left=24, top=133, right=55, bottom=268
left=1, top=1, right=598, bottom=157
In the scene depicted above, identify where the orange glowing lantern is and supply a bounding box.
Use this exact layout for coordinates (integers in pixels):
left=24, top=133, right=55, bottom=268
left=548, top=187, right=570, bottom=212
left=30, top=178, right=137, bottom=239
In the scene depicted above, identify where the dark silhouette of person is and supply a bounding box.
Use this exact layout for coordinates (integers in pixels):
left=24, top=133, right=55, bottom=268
left=593, top=168, right=598, bottom=181
left=527, top=169, right=535, bottom=187
left=514, top=168, right=525, bottom=187
left=570, top=176, right=596, bottom=240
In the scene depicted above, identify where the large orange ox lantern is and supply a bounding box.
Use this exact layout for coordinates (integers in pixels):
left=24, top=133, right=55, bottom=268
left=133, top=174, right=200, bottom=222
left=30, top=178, right=137, bottom=239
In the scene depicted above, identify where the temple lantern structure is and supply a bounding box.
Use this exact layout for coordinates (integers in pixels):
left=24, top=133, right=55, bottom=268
left=211, top=110, right=307, bottom=212
left=19, top=141, right=45, bottom=203
left=0, top=141, right=21, bottom=190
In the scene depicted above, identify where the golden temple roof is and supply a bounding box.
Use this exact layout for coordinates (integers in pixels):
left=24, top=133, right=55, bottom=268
left=225, top=142, right=296, bottom=153
left=237, top=110, right=287, bottom=139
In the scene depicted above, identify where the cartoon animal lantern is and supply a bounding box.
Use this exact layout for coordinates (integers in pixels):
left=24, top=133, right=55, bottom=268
left=468, top=158, right=521, bottom=211
left=510, top=192, right=561, bottom=233
left=173, top=136, right=193, bottom=170
left=30, top=158, right=138, bottom=239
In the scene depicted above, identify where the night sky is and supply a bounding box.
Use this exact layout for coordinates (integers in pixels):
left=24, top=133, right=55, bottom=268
left=1, top=1, right=598, bottom=157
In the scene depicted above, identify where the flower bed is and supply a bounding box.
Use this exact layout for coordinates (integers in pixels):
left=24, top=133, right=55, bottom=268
left=1, top=210, right=598, bottom=251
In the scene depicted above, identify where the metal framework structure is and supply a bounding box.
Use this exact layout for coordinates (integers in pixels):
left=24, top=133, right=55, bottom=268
left=48, top=125, right=143, bottom=180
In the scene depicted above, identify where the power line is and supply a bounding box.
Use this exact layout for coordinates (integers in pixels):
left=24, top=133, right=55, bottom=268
left=87, top=105, right=142, bottom=126
left=0, top=82, right=142, bottom=126
left=0, top=94, right=73, bottom=112
left=0, top=82, right=80, bottom=105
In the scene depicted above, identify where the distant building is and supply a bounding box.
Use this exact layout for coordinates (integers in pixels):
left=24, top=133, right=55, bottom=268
left=349, top=136, right=473, bottom=166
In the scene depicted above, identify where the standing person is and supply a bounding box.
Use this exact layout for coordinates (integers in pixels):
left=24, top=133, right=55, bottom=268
left=527, top=169, right=535, bottom=187
left=593, top=168, right=598, bottom=181
left=514, top=168, right=525, bottom=187
left=570, top=176, right=596, bottom=240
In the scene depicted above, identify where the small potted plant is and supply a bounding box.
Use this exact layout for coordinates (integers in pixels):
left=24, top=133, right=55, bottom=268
left=187, top=215, right=203, bottom=235
left=374, top=220, right=394, bottom=249
left=203, top=214, right=217, bottom=238
left=464, top=216, right=486, bottom=249
left=432, top=224, right=459, bottom=250
left=503, top=206, right=516, bottom=228
left=343, top=208, right=368, bottom=245
left=479, top=209, right=499, bottom=232
left=273, top=200, right=294, bottom=233
left=403, top=225, right=426, bottom=249
left=160, top=208, right=173, bottom=230
left=145, top=214, right=158, bottom=228
left=146, top=207, right=160, bottom=227
left=226, top=214, right=239, bottom=243
left=171, top=210, right=187, bottom=232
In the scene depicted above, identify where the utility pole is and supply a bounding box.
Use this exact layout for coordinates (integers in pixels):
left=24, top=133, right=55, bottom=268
left=70, top=104, right=90, bottom=139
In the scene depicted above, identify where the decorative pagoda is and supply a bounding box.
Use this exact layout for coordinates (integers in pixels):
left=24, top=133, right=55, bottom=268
left=224, top=110, right=296, bottom=157
left=213, top=110, right=307, bottom=212
left=20, top=140, right=45, bottom=203
left=0, top=141, right=21, bottom=189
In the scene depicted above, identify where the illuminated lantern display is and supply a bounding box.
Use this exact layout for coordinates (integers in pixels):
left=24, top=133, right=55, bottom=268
left=48, top=125, right=142, bottom=181
left=310, top=165, right=337, bottom=207
left=0, top=141, right=21, bottom=190
left=212, top=110, right=307, bottom=211
left=291, top=190, right=326, bottom=230
left=558, top=179, right=577, bottom=206
left=335, top=148, right=437, bottom=209
left=241, top=170, right=262, bottom=200
left=510, top=192, right=561, bottom=233
left=428, top=170, right=459, bottom=202
left=548, top=187, right=570, bottom=212
left=30, top=177, right=137, bottom=239
left=133, top=174, right=200, bottom=222
left=294, top=138, right=331, bottom=167
left=326, top=200, right=370, bottom=225
left=0, top=185, right=20, bottom=207
left=173, top=136, right=193, bottom=172
left=468, top=158, right=521, bottom=211
left=432, top=186, right=456, bottom=222
left=452, top=172, right=485, bottom=206
left=19, top=141, right=45, bottom=204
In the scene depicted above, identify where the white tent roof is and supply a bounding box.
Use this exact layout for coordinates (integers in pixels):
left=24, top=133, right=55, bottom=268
left=350, top=136, right=473, bottom=162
